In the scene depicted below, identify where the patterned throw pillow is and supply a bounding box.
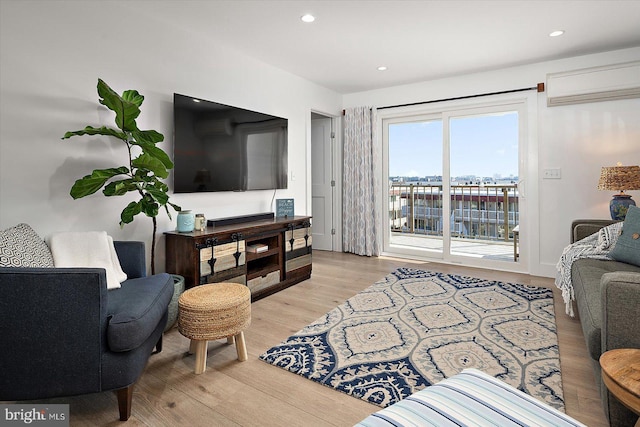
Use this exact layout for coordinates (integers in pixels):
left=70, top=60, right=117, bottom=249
left=609, top=205, right=640, bottom=267
left=597, top=221, right=623, bottom=251
left=0, top=223, right=54, bottom=267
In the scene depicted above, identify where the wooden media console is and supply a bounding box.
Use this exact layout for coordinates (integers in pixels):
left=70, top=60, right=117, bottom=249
left=165, top=215, right=312, bottom=301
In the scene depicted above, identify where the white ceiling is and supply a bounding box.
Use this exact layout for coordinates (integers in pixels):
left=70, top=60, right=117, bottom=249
left=126, top=0, right=640, bottom=94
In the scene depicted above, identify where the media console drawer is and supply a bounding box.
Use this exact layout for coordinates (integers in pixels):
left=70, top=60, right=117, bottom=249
left=164, top=215, right=312, bottom=301
left=199, top=240, right=246, bottom=276
left=285, top=222, right=312, bottom=273
left=286, top=253, right=312, bottom=272
left=247, top=270, right=280, bottom=294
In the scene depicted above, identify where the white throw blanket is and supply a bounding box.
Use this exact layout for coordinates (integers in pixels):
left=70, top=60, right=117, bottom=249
left=48, top=231, right=127, bottom=290
left=554, top=222, right=622, bottom=316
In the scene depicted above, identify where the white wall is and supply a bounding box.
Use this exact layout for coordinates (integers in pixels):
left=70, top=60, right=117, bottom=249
left=0, top=1, right=342, bottom=272
left=344, top=47, right=640, bottom=277
left=2, top=2, right=638, bottom=278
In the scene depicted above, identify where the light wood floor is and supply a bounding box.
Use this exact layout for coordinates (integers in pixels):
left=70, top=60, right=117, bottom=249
left=43, top=251, right=609, bottom=426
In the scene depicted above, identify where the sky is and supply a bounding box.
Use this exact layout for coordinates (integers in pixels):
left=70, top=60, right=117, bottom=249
left=388, top=112, right=519, bottom=178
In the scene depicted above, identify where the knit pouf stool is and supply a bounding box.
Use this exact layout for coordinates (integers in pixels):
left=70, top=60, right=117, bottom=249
left=178, top=282, right=251, bottom=374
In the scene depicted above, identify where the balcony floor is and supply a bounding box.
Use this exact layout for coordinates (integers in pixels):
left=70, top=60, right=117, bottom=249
left=390, top=232, right=516, bottom=262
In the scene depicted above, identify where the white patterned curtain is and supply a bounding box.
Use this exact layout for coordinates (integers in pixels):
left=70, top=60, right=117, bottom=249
left=343, top=106, right=380, bottom=256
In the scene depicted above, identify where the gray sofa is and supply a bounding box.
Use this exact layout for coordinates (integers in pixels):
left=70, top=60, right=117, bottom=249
left=570, top=219, right=640, bottom=427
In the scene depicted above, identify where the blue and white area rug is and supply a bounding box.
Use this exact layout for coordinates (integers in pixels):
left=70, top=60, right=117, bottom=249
left=260, top=268, right=564, bottom=410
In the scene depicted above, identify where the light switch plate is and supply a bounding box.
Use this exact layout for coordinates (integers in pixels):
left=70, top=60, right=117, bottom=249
left=543, top=168, right=562, bottom=179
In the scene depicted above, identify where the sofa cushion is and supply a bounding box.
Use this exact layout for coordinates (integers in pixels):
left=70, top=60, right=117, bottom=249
left=572, top=258, right=640, bottom=360
left=106, top=273, right=173, bottom=352
left=609, top=205, right=640, bottom=267
left=0, top=223, right=54, bottom=268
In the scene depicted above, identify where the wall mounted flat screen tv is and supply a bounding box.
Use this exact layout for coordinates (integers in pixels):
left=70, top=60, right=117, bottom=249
left=173, top=93, right=288, bottom=193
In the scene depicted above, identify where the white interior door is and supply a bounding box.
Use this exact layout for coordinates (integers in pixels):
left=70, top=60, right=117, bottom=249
left=311, top=116, right=334, bottom=250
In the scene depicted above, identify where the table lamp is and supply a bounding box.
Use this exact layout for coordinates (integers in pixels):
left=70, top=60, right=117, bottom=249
left=597, top=163, right=640, bottom=220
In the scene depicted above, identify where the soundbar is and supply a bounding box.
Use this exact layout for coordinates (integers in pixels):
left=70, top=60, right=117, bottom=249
left=207, top=212, right=275, bottom=228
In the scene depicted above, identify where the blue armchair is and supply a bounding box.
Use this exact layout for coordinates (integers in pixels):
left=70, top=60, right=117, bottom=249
left=0, top=241, right=174, bottom=421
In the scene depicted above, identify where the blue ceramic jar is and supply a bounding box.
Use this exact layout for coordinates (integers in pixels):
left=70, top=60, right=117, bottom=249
left=177, top=210, right=195, bottom=232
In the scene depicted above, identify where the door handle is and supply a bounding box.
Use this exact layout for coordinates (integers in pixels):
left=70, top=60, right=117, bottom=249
left=518, top=179, right=525, bottom=199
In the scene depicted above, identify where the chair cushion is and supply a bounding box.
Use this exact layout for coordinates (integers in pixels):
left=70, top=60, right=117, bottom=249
left=0, top=223, right=54, bottom=268
left=107, top=273, right=173, bottom=352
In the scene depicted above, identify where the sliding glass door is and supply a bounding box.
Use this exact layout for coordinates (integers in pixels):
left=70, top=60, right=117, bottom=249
left=447, top=110, right=519, bottom=261
left=383, top=98, right=528, bottom=270
left=388, top=117, right=444, bottom=254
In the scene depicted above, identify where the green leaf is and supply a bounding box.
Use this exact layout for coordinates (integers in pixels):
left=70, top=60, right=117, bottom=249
left=62, top=126, right=126, bottom=141
left=132, top=152, right=168, bottom=179
left=131, top=129, right=164, bottom=144
left=140, top=196, right=159, bottom=218
left=70, top=167, right=129, bottom=199
left=97, top=79, right=140, bottom=132
left=120, top=201, right=142, bottom=224
left=153, top=179, right=169, bottom=193
left=122, top=89, right=144, bottom=108
left=137, top=141, right=174, bottom=169
left=134, top=171, right=153, bottom=182
left=146, top=185, right=169, bottom=205
left=103, top=179, right=137, bottom=196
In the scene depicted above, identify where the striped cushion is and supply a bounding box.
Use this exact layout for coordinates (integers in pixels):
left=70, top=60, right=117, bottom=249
left=355, top=369, right=585, bottom=427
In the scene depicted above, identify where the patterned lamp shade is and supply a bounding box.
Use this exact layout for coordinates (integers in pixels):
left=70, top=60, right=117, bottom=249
left=597, top=165, right=640, bottom=192
left=597, top=164, right=640, bottom=220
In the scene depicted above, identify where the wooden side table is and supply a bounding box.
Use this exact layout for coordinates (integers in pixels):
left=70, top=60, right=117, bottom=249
left=600, top=348, right=640, bottom=426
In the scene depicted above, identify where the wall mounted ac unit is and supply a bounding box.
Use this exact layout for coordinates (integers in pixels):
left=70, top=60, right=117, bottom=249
left=546, top=61, right=640, bottom=106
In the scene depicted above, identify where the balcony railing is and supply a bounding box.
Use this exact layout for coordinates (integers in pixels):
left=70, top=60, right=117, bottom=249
left=389, top=183, right=519, bottom=242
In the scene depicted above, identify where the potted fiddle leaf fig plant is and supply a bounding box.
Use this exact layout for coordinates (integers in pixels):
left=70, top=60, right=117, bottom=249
left=62, top=78, right=180, bottom=274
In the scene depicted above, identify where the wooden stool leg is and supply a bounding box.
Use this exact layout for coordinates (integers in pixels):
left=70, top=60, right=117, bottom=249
left=227, top=336, right=235, bottom=345
left=189, top=339, right=197, bottom=354
left=193, top=340, right=208, bottom=374
left=235, top=331, right=247, bottom=362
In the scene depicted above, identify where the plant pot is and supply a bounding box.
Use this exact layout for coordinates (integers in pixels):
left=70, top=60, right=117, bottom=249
left=165, top=274, right=185, bottom=332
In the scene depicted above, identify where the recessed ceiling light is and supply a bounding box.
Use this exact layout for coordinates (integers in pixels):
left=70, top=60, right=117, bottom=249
left=377, top=66, right=388, bottom=71
left=301, top=14, right=315, bottom=23
left=549, top=30, right=565, bottom=37
left=192, top=99, right=201, bottom=103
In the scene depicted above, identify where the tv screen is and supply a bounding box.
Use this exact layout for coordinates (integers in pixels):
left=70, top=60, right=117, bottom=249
left=173, top=93, right=288, bottom=193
